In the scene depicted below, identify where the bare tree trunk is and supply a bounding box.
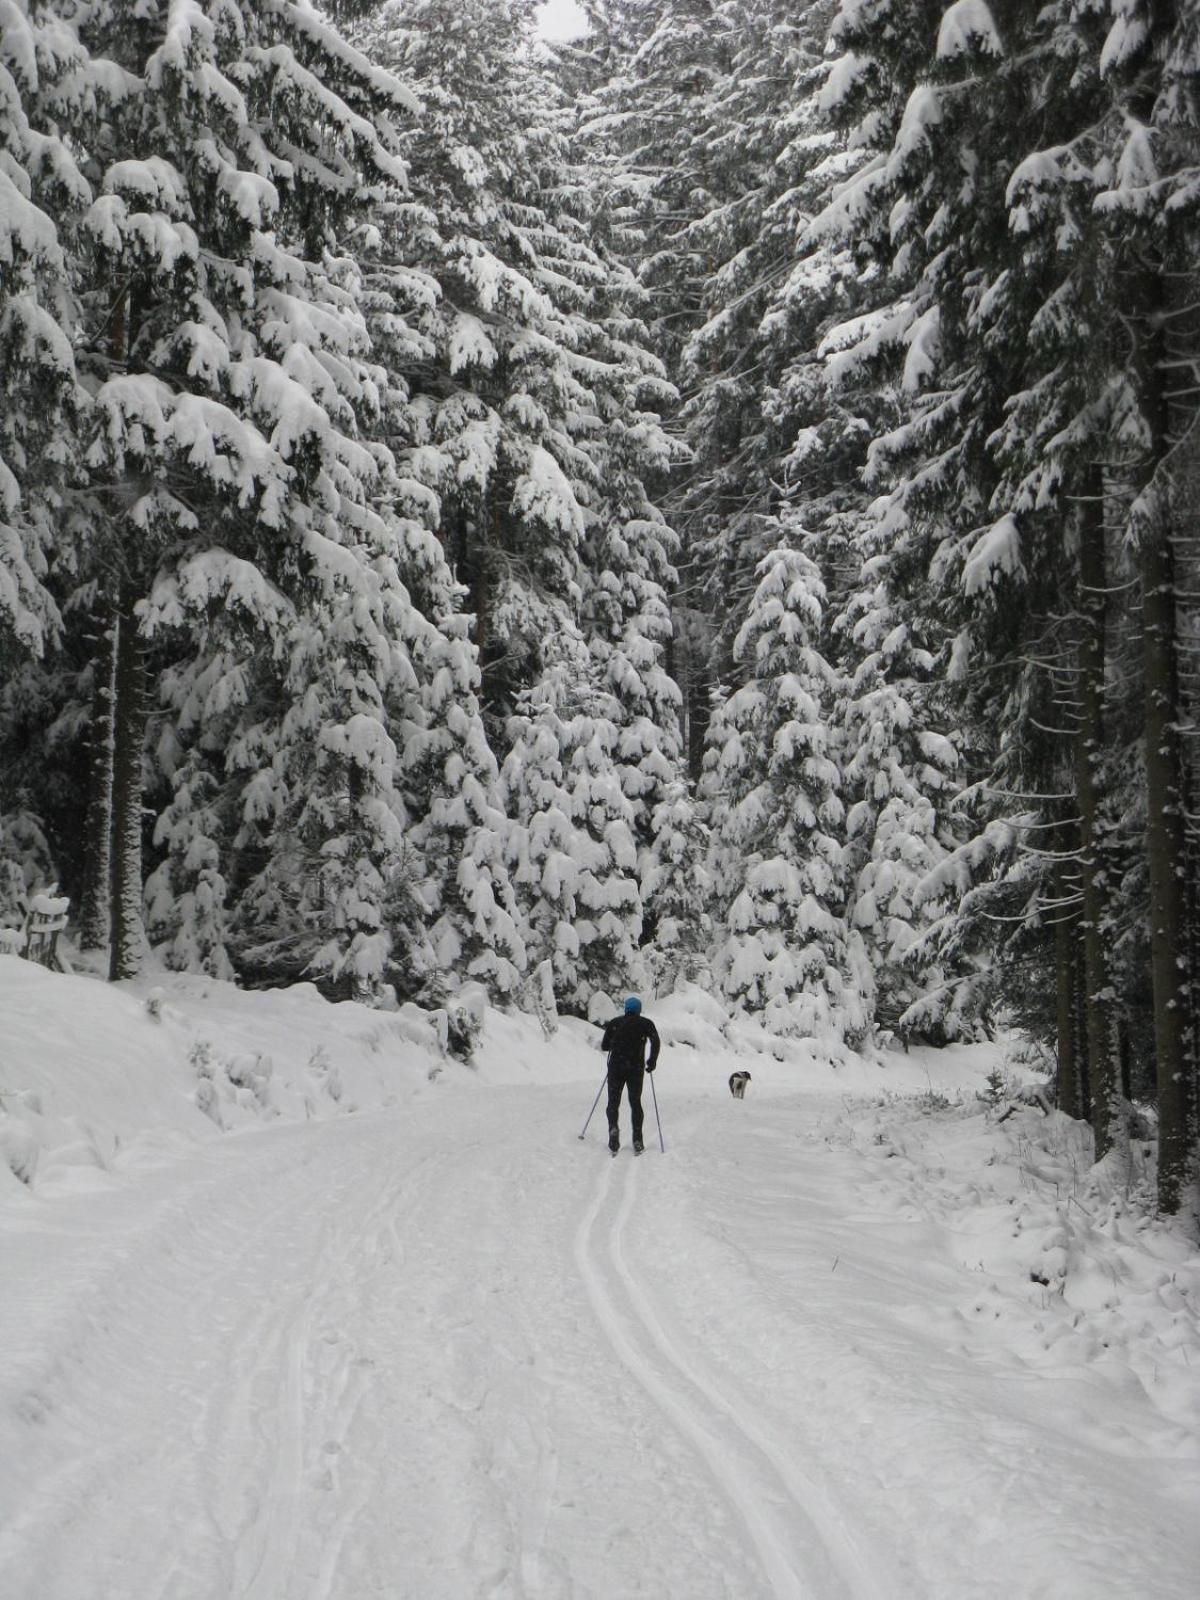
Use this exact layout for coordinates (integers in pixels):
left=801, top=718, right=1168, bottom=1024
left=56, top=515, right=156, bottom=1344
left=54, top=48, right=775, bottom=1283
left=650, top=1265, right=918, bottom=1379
left=1074, top=936, right=1091, bottom=1121
left=1135, top=276, right=1192, bottom=1211
left=1142, top=521, right=1190, bottom=1208
left=108, top=580, right=149, bottom=981
left=79, top=599, right=117, bottom=950
left=1177, top=438, right=1200, bottom=1173
left=91, top=278, right=150, bottom=982
left=1075, top=479, right=1121, bottom=1154
left=1053, top=880, right=1081, bottom=1120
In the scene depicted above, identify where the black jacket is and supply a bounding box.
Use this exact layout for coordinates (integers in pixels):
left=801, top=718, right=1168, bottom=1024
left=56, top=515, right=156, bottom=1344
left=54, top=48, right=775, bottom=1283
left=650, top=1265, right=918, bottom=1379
left=601, top=1012, right=661, bottom=1071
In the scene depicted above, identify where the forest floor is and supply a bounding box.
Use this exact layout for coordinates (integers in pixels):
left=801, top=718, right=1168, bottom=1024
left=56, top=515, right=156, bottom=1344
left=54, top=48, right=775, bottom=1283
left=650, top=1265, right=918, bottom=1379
left=1, top=957, right=1197, bottom=1599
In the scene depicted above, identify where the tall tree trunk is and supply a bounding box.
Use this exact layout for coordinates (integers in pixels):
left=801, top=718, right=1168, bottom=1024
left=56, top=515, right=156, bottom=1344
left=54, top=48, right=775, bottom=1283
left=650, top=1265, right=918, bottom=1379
left=1141, top=519, right=1190, bottom=1208
left=1053, top=869, right=1081, bottom=1121
left=1134, top=276, right=1192, bottom=1212
left=98, top=278, right=150, bottom=982
left=1074, top=935, right=1091, bottom=1124
left=79, top=599, right=117, bottom=950
left=1075, top=477, right=1121, bottom=1155
left=108, top=580, right=149, bottom=981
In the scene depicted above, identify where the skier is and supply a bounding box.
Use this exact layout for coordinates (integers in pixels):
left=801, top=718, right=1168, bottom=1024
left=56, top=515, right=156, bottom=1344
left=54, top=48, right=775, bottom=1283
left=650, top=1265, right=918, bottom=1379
left=601, top=996, right=660, bottom=1154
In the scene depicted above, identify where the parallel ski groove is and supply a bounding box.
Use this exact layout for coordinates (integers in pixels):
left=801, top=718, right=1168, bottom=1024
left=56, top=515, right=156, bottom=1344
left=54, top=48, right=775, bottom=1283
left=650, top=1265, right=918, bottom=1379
left=575, top=1154, right=881, bottom=1600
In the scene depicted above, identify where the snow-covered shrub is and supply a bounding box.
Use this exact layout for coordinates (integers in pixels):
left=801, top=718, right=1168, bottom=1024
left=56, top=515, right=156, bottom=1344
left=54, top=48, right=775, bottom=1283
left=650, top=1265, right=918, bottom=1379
left=194, top=1077, right=222, bottom=1128
left=444, top=983, right=488, bottom=1062
left=0, top=810, right=56, bottom=929
left=188, top=1040, right=223, bottom=1125
left=0, top=1112, right=38, bottom=1186
left=307, top=1045, right=342, bottom=1106
left=225, top=1054, right=274, bottom=1113
left=527, top=959, right=559, bottom=1039
left=979, top=1066, right=1010, bottom=1110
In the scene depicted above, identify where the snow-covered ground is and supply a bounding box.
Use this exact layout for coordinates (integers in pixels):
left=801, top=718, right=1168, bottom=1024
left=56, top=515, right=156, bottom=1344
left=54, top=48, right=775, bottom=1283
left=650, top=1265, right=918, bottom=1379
left=1, top=955, right=1198, bottom=1599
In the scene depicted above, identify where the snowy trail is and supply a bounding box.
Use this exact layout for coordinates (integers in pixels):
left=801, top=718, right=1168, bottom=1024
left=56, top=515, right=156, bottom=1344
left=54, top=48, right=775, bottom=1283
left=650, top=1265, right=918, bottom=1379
left=1, top=1122, right=440, bottom=1600
left=3, top=1070, right=1198, bottom=1600
left=2, top=1089, right=773, bottom=1599
left=575, top=1152, right=879, bottom=1600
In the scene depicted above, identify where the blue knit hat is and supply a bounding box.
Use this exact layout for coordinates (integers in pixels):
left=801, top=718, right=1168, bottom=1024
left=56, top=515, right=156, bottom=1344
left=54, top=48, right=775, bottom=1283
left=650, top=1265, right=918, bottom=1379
left=624, top=995, right=642, bottom=1014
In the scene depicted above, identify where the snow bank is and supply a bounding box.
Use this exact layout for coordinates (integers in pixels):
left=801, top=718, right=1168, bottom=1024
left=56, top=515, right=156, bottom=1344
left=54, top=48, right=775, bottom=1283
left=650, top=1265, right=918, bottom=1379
left=816, top=1090, right=1200, bottom=1455
left=0, top=960, right=1016, bottom=1202
left=0, top=958, right=446, bottom=1196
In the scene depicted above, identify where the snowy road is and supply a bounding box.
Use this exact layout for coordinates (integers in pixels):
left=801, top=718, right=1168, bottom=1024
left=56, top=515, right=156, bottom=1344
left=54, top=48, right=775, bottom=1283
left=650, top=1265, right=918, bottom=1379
left=2, top=1074, right=1198, bottom=1600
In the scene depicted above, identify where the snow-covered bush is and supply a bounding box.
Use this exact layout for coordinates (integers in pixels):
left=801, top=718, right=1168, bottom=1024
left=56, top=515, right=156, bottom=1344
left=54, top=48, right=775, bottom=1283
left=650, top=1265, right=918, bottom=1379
left=0, top=810, right=55, bottom=929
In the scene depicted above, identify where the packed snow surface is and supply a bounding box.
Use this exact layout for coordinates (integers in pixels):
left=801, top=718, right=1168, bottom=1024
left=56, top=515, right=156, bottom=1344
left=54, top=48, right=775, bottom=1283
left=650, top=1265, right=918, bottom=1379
left=1, top=957, right=1198, bottom=1599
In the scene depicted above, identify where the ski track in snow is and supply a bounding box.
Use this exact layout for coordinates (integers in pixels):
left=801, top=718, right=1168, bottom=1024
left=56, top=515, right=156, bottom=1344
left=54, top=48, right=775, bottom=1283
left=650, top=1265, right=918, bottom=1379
left=575, top=1152, right=878, bottom=1600
left=3, top=1075, right=1199, bottom=1600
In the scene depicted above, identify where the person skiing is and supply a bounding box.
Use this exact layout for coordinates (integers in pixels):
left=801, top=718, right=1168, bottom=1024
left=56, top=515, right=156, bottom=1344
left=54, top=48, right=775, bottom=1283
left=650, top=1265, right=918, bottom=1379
left=601, top=996, right=660, bottom=1154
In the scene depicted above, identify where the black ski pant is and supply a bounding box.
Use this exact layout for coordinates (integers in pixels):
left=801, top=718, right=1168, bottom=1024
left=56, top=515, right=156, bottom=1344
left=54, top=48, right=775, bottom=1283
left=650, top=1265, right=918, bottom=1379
left=607, top=1058, right=645, bottom=1142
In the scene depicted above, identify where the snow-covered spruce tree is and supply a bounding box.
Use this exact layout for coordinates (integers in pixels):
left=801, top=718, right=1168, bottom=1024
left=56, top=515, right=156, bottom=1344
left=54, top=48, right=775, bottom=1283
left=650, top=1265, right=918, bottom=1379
left=0, top=0, right=84, bottom=665
left=809, top=3, right=1117, bottom=1070
left=501, top=643, right=641, bottom=1011
left=988, top=37, right=1135, bottom=1139
left=703, top=545, right=868, bottom=1043
left=358, top=0, right=688, bottom=1002
left=52, top=0, right=455, bottom=991
left=1083, top=0, right=1200, bottom=1211
left=0, top=807, right=55, bottom=929
left=575, top=0, right=737, bottom=374
left=575, top=316, right=686, bottom=965
left=675, top=2, right=844, bottom=641
left=0, top=3, right=90, bottom=926
left=355, top=0, right=605, bottom=725
left=639, top=778, right=712, bottom=992
left=816, top=0, right=1199, bottom=1195
left=526, top=9, right=692, bottom=961
left=808, top=0, right=1035, bottom=640
left=837, top=579, right=961, bottom=1042
left=567, top=2, right=740, bottom=773
left=402, top=613, right=528, bottom=1003
left=224, top=561, right=452, bottom=999
left=144, top=743, right=234, bottom=981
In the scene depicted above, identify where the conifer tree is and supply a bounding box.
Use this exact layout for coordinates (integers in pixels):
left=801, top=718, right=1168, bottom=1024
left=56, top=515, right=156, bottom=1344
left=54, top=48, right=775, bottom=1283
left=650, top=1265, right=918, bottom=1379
left=0, top=3, right=94, bottom=934
left=41, top=0, right=450, bottom=988
left=1089, top=0, right=1200, bottom=1207
left=502, top=643, right=641, bottom=1009
left=0, top=0, right=83, bottom=664
left=357, top=0, right=605, bottom=722
left=361, top=0, right=687, bottom=1002
left=640, top=778, right=712, bottom=991
left=818, top=0, right=1198, bottom=1198
left=838, top=582, right=961, bottom=1040
left=704, top=545, right=867, bottom=1042
left=406, top=615, right=528, bottom=1002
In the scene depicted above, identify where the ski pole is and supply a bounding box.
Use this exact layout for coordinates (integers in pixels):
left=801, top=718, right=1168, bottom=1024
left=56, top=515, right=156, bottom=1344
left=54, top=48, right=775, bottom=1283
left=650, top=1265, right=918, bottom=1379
left=649, top=1069, right=665, bottom=1152
left=578, top=1071, right=607, bottom=1140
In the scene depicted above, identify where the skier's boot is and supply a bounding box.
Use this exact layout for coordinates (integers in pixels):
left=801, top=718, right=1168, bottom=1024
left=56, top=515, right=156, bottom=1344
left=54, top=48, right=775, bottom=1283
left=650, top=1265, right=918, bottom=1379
left=633, top=1138, right=644, bottom=1155
left=608, top=1126, right=620, bottom=1155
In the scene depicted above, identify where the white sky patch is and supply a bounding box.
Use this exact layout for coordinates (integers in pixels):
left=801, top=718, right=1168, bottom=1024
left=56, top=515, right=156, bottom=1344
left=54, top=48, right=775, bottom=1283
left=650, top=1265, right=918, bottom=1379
left=536, top=0, right=588, bottom=41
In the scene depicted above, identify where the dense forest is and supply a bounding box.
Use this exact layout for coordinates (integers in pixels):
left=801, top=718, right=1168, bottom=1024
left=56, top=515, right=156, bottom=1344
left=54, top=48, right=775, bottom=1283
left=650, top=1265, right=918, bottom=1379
left=1, top=0, right=1197, bottom=1208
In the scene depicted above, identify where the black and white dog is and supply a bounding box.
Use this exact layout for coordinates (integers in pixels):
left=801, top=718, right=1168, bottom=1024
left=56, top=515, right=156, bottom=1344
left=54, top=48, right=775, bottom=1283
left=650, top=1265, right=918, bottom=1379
left=728, top=1071, right=751, bottom=1099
